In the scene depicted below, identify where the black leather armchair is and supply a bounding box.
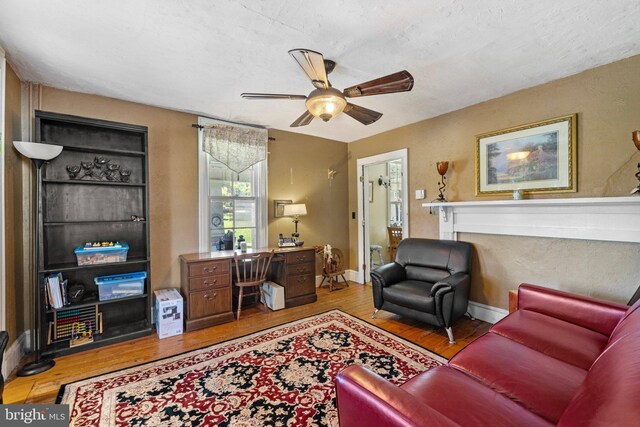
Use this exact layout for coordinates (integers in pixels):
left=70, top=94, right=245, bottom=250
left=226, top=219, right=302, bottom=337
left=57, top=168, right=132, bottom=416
left=370, top=238, right=473, bottom=344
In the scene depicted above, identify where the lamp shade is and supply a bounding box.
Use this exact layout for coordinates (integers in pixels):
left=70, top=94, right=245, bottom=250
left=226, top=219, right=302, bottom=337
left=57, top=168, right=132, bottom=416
left=283, top=203, right=307, bottom=217
left=13, top=141, right=63, bottom=161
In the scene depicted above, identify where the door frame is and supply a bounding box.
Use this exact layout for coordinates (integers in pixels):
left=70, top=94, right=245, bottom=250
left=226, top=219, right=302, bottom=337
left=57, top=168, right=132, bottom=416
left=356, top=148, right=408, bottom=283
left=0, top=46, right=6, bottom=332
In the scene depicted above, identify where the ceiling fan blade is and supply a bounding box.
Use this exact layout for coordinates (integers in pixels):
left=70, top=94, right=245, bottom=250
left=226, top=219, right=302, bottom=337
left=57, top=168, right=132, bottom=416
left=288, top=48, right=329, bottom=89
left=343, top=103, right=383, bottom=125
left=290, top=110, right=315, bottom=127
left=241, top=93, right=307, bottom=100
left=343, top=70, right=414, bottom=98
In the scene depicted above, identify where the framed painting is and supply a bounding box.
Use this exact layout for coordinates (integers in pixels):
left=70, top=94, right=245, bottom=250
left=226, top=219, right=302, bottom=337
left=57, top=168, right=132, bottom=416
left=476, top=114, right=577, bottom=195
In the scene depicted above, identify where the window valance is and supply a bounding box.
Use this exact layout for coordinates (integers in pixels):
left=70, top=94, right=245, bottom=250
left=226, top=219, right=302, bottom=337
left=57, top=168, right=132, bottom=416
left=202, top=124, right=268, bottom=174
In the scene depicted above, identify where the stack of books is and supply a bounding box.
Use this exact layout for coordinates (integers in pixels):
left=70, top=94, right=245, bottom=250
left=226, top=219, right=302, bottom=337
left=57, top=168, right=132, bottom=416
left=45, top=273, right=68, bottom=310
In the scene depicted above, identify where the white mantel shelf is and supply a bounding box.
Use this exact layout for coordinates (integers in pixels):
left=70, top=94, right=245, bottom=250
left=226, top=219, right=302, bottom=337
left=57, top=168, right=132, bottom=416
left=422, top=196, right=640, bottom=243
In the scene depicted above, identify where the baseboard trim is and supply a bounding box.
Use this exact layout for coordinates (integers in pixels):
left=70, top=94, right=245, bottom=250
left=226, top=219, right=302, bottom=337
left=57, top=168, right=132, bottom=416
left=468, top=301, right=508, bottom=324
left=347, top=269, right=364, bottom=284
left=2, top=330, right=30, bottom=378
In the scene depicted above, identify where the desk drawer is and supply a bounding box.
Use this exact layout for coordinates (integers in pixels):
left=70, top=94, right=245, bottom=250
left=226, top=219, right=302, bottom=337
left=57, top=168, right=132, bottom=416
left=189, top=288, right=231, bottom=319
left=284, top=250, right=314, bottom=265
left=189, top=260, right=229, bottom=277
left=288, top=262, right=314, bottom=276
left=189, top=274, right=230, bottom=291
left=286, top=273, right=315, bottom=298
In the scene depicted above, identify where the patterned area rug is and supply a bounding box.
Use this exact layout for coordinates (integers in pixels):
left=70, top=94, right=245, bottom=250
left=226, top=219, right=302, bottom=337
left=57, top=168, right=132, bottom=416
left=58, top=310, right=445, bottom=426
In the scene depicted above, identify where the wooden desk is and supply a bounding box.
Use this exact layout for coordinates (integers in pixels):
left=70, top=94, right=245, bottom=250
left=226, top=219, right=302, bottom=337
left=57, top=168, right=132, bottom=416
left=179, top=247, right=316, bottom=331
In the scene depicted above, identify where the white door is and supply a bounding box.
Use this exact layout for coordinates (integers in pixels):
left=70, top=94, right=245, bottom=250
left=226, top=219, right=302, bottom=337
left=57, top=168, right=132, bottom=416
left=357, top=149, right=408, bottom=283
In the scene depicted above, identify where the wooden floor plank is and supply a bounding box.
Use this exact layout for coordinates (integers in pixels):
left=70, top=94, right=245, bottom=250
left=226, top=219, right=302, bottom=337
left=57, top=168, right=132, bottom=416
left=4, top=283, right=490, bottom=404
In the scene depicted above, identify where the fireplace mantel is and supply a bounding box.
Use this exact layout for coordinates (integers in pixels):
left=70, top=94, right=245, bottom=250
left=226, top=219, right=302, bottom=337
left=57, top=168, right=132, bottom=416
left=422, top=196, right=640, bottom=243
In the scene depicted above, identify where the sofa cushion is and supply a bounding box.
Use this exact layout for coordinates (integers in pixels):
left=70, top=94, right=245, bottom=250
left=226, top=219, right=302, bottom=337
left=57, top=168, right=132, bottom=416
left=382, top=280, right=435, bottom=313
left=557, top=331, right=640, bottom=427
left=405, top=265, right=449, bottom=283
left=395, top=238, right=472, bottom=276
left=402, top=366, right=553, bottom=427
left=449, top=332, right=587, bottom=423
left=518, top=284, right=627, bottom=336
left=490, top=309, right=609, bottom=370
left=608, top=298, right=640, bottom=343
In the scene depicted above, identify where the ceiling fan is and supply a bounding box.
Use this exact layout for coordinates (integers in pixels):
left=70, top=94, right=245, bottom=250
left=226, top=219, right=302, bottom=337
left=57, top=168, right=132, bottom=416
left=241, top=48, right=414, bottom=127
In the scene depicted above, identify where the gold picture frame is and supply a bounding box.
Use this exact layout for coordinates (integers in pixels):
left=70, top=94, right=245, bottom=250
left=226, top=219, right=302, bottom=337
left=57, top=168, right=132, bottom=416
left=475, top=114, right=577, bottom=196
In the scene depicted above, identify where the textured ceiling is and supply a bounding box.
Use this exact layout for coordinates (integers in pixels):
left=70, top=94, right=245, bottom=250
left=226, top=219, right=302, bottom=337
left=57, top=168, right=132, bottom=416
left=1, top=0, right=639, bottom=142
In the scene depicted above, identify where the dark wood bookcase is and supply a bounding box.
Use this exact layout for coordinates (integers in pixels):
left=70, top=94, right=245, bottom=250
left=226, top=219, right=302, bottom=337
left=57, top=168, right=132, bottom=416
left=35, top=110, right=152, bottom=357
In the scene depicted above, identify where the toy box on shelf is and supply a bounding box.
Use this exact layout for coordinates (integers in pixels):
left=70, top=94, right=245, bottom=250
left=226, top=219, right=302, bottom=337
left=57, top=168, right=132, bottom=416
left=74, top=241, right=129, bottom=266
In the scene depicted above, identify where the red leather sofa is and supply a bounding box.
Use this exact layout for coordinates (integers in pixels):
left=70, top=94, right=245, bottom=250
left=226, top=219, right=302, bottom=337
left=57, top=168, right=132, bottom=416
left=336, top=284, right=640, bottom=426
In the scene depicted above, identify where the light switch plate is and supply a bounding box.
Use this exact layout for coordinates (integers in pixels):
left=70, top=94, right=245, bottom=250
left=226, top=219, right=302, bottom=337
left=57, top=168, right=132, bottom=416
left=415, top=189, right=425, bottom=200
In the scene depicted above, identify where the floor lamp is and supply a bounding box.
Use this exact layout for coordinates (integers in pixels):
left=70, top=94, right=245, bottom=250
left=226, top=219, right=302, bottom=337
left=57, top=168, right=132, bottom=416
left=13, top=141, right=62, bottom=376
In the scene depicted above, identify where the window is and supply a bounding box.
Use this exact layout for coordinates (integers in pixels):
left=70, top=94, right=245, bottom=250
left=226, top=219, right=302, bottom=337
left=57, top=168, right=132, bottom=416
left=198, top=118, right=267, bottom=252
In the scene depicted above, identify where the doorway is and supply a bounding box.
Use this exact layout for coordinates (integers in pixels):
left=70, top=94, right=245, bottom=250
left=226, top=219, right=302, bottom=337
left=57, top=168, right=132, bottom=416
left=357, top=149, right=408, bottom=283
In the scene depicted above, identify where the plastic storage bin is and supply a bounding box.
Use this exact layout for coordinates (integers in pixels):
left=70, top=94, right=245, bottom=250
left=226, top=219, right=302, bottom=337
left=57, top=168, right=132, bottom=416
left=74, top=243, right=129, bottom=266
left=94, top=271, right=146, bottom=301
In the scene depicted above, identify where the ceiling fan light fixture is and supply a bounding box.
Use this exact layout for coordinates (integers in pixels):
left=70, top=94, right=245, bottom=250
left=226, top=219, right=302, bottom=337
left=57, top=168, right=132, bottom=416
left=305, top=88, right=347, bottom=122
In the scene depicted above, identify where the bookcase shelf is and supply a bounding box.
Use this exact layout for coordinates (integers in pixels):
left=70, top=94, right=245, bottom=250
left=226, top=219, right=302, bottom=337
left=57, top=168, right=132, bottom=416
left=44, top=220, right=147, bottom=226
left=36, top=110, right=152, bottom=357
left=43, top=179, right=146, bottom=187
left=45, top=293, right=149, bottom=314
left=40, top=258, right=149, bottom=274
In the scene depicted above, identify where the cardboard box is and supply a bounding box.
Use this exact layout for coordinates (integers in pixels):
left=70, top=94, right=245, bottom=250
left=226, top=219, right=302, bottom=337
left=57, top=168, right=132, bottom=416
left=154, top=288, right=183, bottom=339
left=261, top=281, right=285, bottom=310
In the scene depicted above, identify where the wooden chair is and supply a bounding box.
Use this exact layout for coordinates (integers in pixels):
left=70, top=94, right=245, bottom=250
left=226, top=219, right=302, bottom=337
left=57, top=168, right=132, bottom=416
left=387, top=226, right=403, bottom=262
left=233, top=250, right=274, bottom=320
left=319, top=247, right=348, bottom=291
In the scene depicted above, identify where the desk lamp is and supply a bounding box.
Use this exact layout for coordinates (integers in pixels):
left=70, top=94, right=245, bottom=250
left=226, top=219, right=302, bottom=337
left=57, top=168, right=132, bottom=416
left=283, top=203, right=307, bottom=239
left=13, top=141, right=63, bottom=376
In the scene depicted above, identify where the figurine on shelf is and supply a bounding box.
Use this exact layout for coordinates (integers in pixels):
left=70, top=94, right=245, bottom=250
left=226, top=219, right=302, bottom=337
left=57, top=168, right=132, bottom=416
left=66, top=165, right=81, bottom=178
left=120, top=169, right=132, bottom=182
left=66, top=157, right=131, bottom=182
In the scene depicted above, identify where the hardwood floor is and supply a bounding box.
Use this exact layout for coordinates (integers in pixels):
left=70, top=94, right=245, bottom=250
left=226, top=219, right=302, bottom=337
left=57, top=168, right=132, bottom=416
left=4, top=282, right=490, bottom=404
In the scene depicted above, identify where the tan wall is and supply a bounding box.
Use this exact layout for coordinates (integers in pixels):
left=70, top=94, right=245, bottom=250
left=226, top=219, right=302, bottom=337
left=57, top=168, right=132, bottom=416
left=30, top=88, right=351, bottom=291
left=348, top=55, right=640, bottom=308
left=4, top=64, right=26, bottom=345
left=40, top=86, right=200, bottom=289
left=267, top=128, right=349, bottom=264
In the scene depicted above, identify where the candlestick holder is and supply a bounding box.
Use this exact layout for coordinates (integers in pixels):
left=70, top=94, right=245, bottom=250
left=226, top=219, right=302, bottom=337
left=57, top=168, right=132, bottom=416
left=436, top=161, right=449, bottom=202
